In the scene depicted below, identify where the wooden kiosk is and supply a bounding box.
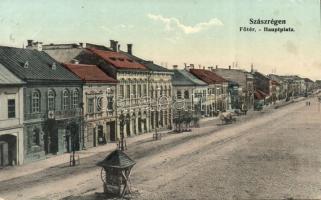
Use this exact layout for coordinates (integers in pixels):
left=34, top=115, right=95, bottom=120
left=97, top=150, right=136, bottom=198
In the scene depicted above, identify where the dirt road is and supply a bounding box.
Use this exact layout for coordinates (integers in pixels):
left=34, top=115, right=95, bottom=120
left=1, top=98, right=320, bottom=200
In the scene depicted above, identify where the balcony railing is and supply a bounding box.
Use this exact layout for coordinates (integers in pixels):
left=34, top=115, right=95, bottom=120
left=25, top=108, right=82, bottom=121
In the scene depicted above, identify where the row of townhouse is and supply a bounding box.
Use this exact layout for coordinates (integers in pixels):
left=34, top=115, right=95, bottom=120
left=0, top=39, right=316, bottom=167
left=0, top=40, right=174, bottom=166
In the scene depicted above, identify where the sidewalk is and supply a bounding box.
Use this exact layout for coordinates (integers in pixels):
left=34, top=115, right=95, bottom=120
left=0, top=130, right=170, bottom=182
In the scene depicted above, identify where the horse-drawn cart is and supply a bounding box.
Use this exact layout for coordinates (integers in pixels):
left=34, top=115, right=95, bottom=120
left=219, top=112, right=236, bottom=124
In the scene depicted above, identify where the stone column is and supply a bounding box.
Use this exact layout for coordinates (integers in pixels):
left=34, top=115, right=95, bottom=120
left=146, top=110, right=150, bottom=132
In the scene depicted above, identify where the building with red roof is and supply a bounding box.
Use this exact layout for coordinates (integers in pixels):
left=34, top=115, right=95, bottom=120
left=87, top=48, right=146, bottom=70
left=41, top=40, right=173, bottom=144
left=189, top=68, right=229, bottom=114
left=62, top=63, right=118, bottom=147
left=63, top=63, right=117, bottom=83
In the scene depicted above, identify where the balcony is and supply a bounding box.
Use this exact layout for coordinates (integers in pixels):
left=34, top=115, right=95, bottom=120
left=54, top=109, right=82, bottom=120
left=25, top=109, right=82, bottom=121
left=117, top=96, right=150, bottom=108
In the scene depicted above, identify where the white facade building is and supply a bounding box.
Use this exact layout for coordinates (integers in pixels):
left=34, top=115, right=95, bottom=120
left=0, top=64, right=25, bottom=166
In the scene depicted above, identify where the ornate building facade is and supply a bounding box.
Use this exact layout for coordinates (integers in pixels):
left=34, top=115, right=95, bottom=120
left=63, top=63, right=117, bottom=148
left=122, top=46, right=173, bottom=132
left=0, top=46, right=83, bottom=163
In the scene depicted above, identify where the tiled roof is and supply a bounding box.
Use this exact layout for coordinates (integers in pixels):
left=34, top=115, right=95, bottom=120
left=0, top=63, right=25, bottom=85
left=88, top=48, right=147, bottom=70
left=254, top=71, right=270, bottom=81
left=97, top=150, right=136, bottom=169
left=63, top=63, right=117, bottom=83
left=172, top=69, right=207, bottom=86
left=304, top=78, right=313, bottom=83
left=121, top=51, right=171, bottom=72
left=189, top=69, right=227, bottom=84
left=0, top=46, right=81, bottom=82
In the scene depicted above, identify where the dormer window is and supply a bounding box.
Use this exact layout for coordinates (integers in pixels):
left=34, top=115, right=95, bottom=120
left=118, top=58, right=124, bottom=61
left=24, top=61, right=29, bottom=68
left=51, top=62, right=56, bottom=70
left=110, top=57, right=116, bottom=61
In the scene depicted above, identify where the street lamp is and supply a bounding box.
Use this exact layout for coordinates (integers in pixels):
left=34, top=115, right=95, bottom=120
left=118, top=111, right=128, bottom=151
left=67, top=124, right=78, bottom=167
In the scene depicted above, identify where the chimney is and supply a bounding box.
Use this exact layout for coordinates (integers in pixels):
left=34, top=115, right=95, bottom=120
left=26, top=40, right=42, bottom=51
left=216, top=65, right=218, bottom=69
left=251, top=63, right=254, bottom=73
left=173, top=65, right=178, bottom=69
left=36, top=42, right=43, bottom=51
left=127, top=44, right=133, bottom=55
left=79, top=42, right=86, bottom=48
left=228, top=65, right=231, bottom=70
left=110, top=40, right=118, bottom=51
left=117, top=44, right=120, bottom=52
left=27, top=40, right=33, bottom=47
left=184, top=63, right=189, bottom=70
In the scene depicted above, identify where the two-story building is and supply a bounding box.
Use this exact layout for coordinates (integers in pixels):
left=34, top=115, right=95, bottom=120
left=0, top=64, right=25, bottom=166
left=189, top=68, right=229, bottom=115
left=63, top=63, right=117, bottom=148
left=252, top=71, right=274, bottom=104
left=213, top=66, right=254, bottom=110
left=171, top=67, right=208, bottom=116
left=268, top=74, right=288, bottom=100
left=121, top=44, right=173, bottom=131
left=304, top=78, right=314, bottom=95
left=0, top=46, right=83, bottom=163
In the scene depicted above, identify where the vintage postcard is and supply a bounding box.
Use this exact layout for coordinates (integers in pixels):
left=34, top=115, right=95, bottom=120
left=0, top=0, right=320, bottom=199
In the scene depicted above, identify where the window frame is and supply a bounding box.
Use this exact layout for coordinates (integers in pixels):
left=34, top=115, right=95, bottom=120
left=62, top=89, right=70, bottom=110
left=32, top=90, right=41, bottom=113
left=48, top=90, right=56, bottom=111
left=72, top=90, right=79, bottom=109
left=8, top=99, right=16, bottom=118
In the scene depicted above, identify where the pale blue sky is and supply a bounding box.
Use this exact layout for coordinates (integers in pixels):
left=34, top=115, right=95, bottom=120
left=0, top=0, right=320, bottom=79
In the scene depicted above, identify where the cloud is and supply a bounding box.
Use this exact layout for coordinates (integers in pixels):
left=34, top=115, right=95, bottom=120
left=147, top=13, right=223, bottom=34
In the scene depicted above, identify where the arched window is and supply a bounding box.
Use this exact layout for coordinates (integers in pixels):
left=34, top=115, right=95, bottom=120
left=96, top=96, right=103, bottom=112
left=63, top=89, right=69, bottom=110
left=32, top=90, right=41, bottom=113
left=48, top=90, right=56, bottom=111
left=72, top=90, right=79, bottom=108
left=184, top=90, right=189, bottom=99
